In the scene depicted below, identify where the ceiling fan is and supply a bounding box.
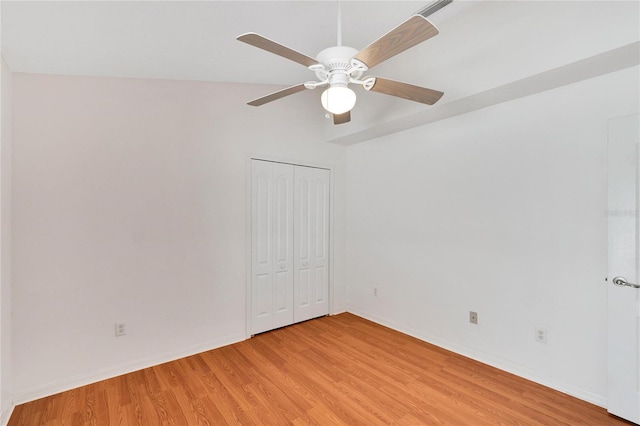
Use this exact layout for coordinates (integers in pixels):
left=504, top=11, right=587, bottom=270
left=237, top=4, right=444, bottom=125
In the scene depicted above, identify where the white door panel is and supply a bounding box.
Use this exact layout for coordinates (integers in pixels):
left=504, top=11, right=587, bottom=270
left=607, top=114, right=640, bottom=424
left=298, top=268, right=311, bottom=308
left=252, top=163, right=273, bottom=334
left=254, top=171, right=270, bottom=271
left=294, top=166, right=330, bottom=322
left=251, top=160, right=294, bottom=334
left=312, top=175, right=330, bottom=318
left=254, top=273, right=271, bottom=322
left=272, top=164, right=294, bottom=329
left=251, top=160, right=329, bottom=333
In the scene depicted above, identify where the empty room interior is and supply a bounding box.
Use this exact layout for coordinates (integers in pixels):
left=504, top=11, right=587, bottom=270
left=1, top=0, right=639, bottom=424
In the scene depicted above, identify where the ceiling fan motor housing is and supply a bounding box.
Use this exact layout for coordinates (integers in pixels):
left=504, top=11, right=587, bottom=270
left=314, top=46, right=364, bottom=86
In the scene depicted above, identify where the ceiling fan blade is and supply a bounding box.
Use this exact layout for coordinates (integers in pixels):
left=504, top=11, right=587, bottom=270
left=333, top=111, right=351, bottom=125
left=237, top=33, right=319, bottom=68
left=248, top=84, right=307, bottom=106
left=354, top=15, right=438, bottom=69
left=365, top=77, right=443, bottom=105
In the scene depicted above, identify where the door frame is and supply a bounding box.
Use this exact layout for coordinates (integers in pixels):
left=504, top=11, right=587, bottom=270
left=245, top=154, right=335, bottom=338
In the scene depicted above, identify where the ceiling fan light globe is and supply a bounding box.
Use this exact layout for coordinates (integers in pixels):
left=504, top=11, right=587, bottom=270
left=321, top=87, right=356, bottom=115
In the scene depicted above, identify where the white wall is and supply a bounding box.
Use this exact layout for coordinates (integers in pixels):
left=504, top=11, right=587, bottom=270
left=0, top=53, right=14, bottom=424
left=346, top=66, right=639, bottom=406
left=11, top=74, right=347, bottom=402
left=6, top=0, right=638, bottom=413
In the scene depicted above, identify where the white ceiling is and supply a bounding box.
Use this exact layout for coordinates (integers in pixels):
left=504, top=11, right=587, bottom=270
left=2, top=1, right=638, bottom=143
left=1, top=1, right=476, bottom=85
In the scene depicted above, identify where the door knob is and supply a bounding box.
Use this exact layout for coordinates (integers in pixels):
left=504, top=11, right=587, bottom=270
left=279, top=264, right=286, bottom=270
left=613, top=276, right=640, bottom=289
left=302, top=261, right=308, bottom=267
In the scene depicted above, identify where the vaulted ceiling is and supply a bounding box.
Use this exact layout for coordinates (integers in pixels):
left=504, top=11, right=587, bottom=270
left=2, top=1, right=473, bottom=84
left=2, top=1, right=638, bottom=144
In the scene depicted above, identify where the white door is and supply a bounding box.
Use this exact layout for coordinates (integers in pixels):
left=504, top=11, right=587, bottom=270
left=251, top=160, right=294, bottom=335
left=294, top=166, right=330, bottom=323
left=607, top=114, right=640, bottom=423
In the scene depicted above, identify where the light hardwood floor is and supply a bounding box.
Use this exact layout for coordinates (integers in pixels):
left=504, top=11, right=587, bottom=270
left=8, top=313, right=631, bottom=425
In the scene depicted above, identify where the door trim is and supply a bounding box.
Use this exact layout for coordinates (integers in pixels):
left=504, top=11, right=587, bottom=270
left=245, top=154, right=335, bottom=338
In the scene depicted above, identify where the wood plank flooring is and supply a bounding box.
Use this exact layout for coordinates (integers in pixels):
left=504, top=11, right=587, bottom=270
left=8, top=313, right=631, bottom=425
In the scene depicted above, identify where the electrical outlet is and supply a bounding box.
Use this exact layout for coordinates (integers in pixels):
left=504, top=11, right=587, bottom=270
left=115, top=322, right=127, bottom=337
left=535, top=327, right=547, bottom=343
left=373, top=288, right=378, bottom=297
left=469, top=311, right=478, bottom=324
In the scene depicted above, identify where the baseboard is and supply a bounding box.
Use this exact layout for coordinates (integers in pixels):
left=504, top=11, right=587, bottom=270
left=347, top=306, right=608, bottom=408
left=12, top=332, right=246, bottom=405
left=11, top=311, right=609, bottom=410
left=1, top=400, right=14, bottom=426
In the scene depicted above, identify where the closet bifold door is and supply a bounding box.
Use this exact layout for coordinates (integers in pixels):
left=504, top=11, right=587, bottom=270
left=294, top=166, right=330, bottom=323
left=251, top=160, right=294, bottom=335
